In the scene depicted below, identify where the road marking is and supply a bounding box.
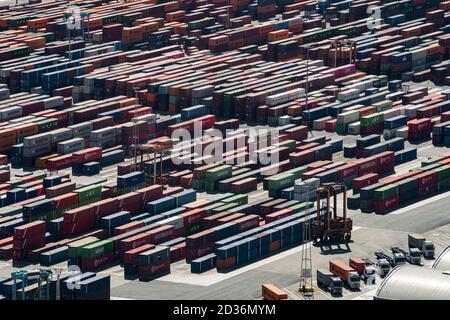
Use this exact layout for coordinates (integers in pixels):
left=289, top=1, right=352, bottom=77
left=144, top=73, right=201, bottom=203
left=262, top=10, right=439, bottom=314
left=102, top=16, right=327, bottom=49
left=389, top=190, right=450, bottom=215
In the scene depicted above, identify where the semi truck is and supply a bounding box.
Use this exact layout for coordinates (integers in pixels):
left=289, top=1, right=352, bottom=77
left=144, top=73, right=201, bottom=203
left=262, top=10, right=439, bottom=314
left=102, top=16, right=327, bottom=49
left=408, top=234, right=435, bottom=259
left=349, top=257, right=376, bottom=284
left=329, top=259, right=360, bottom=290
left=391, top=246, right=422, bottom=265
left=316, top=269, right=343, bottom=296
left=375, top=250, right=405, bottom=268
left=364, top=257, right=390, bottom=278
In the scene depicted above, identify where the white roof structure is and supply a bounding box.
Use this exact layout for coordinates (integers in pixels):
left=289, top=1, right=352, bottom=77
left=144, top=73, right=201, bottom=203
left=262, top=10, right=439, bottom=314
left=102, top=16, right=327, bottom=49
left=433, top=246, right=450, bottom=272
left=375, top=265, right=450, bottom=300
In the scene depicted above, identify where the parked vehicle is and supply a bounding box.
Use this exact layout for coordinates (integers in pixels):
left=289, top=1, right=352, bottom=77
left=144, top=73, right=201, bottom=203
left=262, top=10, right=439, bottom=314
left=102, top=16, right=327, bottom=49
left=408, top=233, right=435, bottom=259
left=329, top=259, right=360, bottom=290
left=316, top=269, right=343, bottom=296
left=349, top=257, right=376, bottom=284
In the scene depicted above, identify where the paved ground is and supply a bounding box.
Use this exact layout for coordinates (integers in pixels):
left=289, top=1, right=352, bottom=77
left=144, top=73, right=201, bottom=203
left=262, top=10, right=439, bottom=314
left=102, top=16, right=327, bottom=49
left=3, top=82, right=450, bottom=300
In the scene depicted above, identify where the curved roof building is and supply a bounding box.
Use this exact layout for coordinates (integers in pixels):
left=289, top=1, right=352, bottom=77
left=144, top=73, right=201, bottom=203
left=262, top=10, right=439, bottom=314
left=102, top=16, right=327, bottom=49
left=433, top=246, right=450, bottom=271
left=374, top=265, right=450, bottom=300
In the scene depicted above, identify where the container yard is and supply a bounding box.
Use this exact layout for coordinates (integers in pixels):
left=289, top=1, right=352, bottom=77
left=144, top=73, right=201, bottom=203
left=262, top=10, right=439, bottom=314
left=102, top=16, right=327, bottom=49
left=0, top=0, right=449, bottom=303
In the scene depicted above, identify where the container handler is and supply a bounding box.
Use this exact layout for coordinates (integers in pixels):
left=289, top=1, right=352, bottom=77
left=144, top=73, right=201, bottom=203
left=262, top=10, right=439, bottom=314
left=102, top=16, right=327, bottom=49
left=311, top=183, right=353, bottom=244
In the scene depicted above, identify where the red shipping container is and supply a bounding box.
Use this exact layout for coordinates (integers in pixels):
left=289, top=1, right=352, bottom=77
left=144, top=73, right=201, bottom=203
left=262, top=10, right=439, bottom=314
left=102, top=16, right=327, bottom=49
left=353, top=173, right=379, bottom=190
left=123, top=244, right=155, bottom=265
left=13, top=233, right=45, bottom=250
left=170, top=243, right=186, bottom=262
left=234, top=214, right=259, bottom=232
left=72, top=147, right=102, bottom=164
left=0, top=245, right=13, bottom=260
left=416, top=171, right=437, bottom=188
left=119, top=232, right=152, bottom=254
left=46, top=155, right=73, bottom=171
left=115, top=221, right=145, bottom=235
left=338, top=163, right=358, bottom=179
left=357, top=157, right=380, bottom=176
left=92, top=198, right=119, bottom=222
left=138, top=259, right=170, bottom=278
left=14, top=220, right=46, bottom=239
left=117, top=192, right=141, bottom=214
left=0, top=154, right=8, bottom=165
left=0, top=236, right=13, bottom=247
left=289, top=149, right=315, bottom=166
left=377, top=151, right=395, bottom=173
left=64, top=206, right=95, bottom=225
left=148, top=225, right=176, bottom=244
left=265, top=209, right=293, bottom=223
left=53, top=193, right=78, bottom=209
left=408, top=118, right=431, bottom=133
left=80, top=252, right=114, bottom=271
left=186, top=243, right=213, bottom=260
left=182, top=209, right=205, bottom=226
left=374, top=196, right=400, bottom=213
left=137, top=185, right=163, bottom=203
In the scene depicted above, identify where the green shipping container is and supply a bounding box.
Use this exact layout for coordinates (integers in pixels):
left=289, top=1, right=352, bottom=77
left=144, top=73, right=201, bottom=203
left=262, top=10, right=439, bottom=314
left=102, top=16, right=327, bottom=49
left=205, top=165, right=232, bottom=182
left=268, top=173, right=296, bottom=191
left=204, top=179, right=216, bottom=192
left=212, top=202, right=239, bottom=214
left=184, top=223, right=202, bottom=236
left=422, top=156, right=447, bottom=167
left=68, top=237, right=100, bottom=258
left=290, top=201, right=314, bottom=213
left=222, top=194, right=248, bottom=205
left=360, top=113, right=384, bottom=127
left=192, top=179, right=204, bottom=190
left=276, top=139, right=296, bottom=151
left=80, top=239, right=113, bottom=260
left=286, top=166, right=309, bottom=179
left=434, top=166, right=450, bottom=181
left=37, top=118, right=58, bottom=133
left=374, top=184, right=399, bottom=201
left=8, top=180, right=23, bottom=188
left=33, top=170, right=47, bottom=180
left=75, top=185, right=102, bottom=204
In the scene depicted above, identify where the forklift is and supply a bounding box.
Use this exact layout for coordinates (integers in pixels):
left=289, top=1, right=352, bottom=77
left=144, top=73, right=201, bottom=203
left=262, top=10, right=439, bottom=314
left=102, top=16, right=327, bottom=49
left=311, top=183, right=353, bottom=244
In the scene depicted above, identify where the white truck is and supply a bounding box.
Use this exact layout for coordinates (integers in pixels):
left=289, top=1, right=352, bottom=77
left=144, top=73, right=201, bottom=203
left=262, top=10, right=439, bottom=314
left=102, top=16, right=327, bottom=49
left=316, top=269, right=343, bottom=296
left=408, top=233, right=435, bottom=259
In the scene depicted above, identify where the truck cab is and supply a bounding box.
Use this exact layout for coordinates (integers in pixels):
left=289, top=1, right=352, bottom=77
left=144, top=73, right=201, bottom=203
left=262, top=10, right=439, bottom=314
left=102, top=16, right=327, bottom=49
left=376, top=259, right=390, bottom=277
left=347, top=272, right=361, bottom=289
left=393, top=252, right=406, bottom=266
left=329, top=277, right=343, bottom=296
left=423, top=241, right=435, bottom=259
left=363, top=265, right=376, bottom=284
left=407, top=248, right=422, bottom=265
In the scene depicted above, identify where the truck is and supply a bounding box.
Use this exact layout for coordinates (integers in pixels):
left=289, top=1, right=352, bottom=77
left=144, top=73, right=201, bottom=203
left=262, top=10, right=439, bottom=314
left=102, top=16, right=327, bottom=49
left=375, top=250, right=405, bottom=268
left=364, top=257, right=390, bottom=278
left=329, top=259, right=360, bottom=290
left=349, top=257, right=376, bottom=285
left=408, top=233, right=435, bottom=259
left=391, top=246, right=422, bottom=265
left=316, top=269, right=343, bottom=296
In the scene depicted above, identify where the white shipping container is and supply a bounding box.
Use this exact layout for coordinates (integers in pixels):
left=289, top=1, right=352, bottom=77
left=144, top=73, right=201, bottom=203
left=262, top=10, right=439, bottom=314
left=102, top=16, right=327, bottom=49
left=57, top=138, right=84, bottom=154
left=0, top=106, right=22, bottom=121
left=90, top=137, right=117, bottom=148
left=337, top=110, right=359, bottom=124
left=50, top=128, right=73, bottom=144
left=23, top=133, right=51, bottom=148
left=70, top=122, right=93, bottom=138
left=43, top=96, right=64, bottom=109
left=404, top=104, right=424, bottom=119
left=91, top=127, right=116, bottom=141
left=338, top=88, right=360, bottom=102
left=132, top=113, right=157, bottom=124
left=156, top=216, right=184, bottom=230
left=23, top=144, right=52, bottom=157
left=279, top=115, right=291, bottom=126
left=348, top=122, right=360, bottom=135
left=266, top=88, right=305, bottom=106
left=381, top=108, right=401, bottom=120
left=373, top=100, right=393, bottom=112
left=383, top=128, right=397, bottom=140
left=313, top=116, right=332, bottom=131
left=395, top=126, right=409, bottom=139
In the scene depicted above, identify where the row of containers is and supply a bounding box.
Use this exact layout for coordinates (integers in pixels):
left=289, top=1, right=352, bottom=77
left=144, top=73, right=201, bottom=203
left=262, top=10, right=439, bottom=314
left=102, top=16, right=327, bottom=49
left=0, top=271, right=110, bottom=300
